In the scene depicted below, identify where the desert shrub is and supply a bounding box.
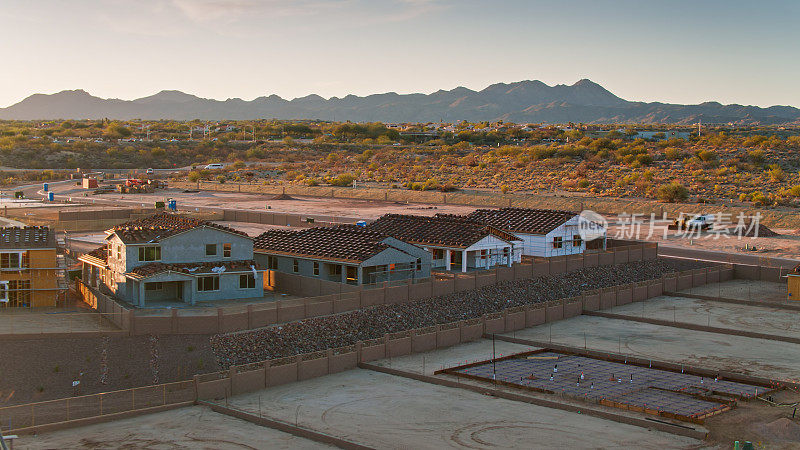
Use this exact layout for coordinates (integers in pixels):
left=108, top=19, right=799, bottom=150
left=748, top=149, right=765, bottom=165
left=768, top=165, right=787, bottom=182
left=636, top=154, right=653, bottom=165
left=328, top=173, right=355, bottom=187
left=656, top=182, right=688, bottom=202
left=697, top=149, right=717, bottom=163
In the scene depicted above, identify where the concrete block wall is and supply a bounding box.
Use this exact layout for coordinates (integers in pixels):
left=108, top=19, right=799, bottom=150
left=298, top=355, right=329, bottom=381
left=526, top=306, right=546, bottom=327
left=268, top=359, right=299, bottom=386
left=329, top=350, right=358, bottom=374
left=484, top=314, right=505, bottom=334
left=436, top=324, right=461, bottom=348
left=582, top=291, right=600, bottom=311
left=411, top=329, right=438, bottom=353
left=460, top=320, right=484, bottom=342
left=617, top=285, right=633, bottom=305
left=360, top=341, right=386, bottom=362
left=386, top=334, right=412, bottom=357
left=505, top=308, right=526, bottom=331
left=564, top=298, right=583, bottom=318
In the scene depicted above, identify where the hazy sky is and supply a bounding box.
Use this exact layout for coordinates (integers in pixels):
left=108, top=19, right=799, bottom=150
left=1, top=0, right=797, bottom=108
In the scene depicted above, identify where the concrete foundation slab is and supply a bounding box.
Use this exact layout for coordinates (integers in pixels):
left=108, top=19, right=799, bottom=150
left=226, top=369, right=701, bottom=449
left=678, top=280, right=788, bottom=304
left=605, top=295, right=800, bottom=340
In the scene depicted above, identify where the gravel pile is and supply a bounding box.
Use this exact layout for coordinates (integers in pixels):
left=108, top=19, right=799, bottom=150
left=210, top=259, right=706, bottom=368
left=742, top=223, right=780, bottom=237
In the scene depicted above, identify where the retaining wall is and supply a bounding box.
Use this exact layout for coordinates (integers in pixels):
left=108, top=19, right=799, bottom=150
left=194, top=265, right=728, bottom=399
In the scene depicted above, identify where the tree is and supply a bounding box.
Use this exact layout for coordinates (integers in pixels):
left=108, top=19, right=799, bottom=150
left=104, top=123, right=132, bottom=139
left=656, top=182, right=689, bottom=203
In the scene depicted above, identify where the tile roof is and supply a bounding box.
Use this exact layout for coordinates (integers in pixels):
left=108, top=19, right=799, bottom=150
left=110, top=212, right=248, bottom=244
left=466, top=207, right=577, bottom=235
left=366, top=214, right=517, bottom=249
left=0, top=226, right=56, bottom=249
left=127, top=259, right=260, bottom=280
left=253, top=225, right=394, bottom=263
left=79, top=244, right=108, bottom=266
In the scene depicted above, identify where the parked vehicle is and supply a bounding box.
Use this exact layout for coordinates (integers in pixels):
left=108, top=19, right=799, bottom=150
left=204, top=163, right=224, bottom=170
left=672, top=214, right=713, bottom=231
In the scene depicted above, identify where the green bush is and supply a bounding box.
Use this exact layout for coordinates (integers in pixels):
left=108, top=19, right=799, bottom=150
left=656, top=182, right=688, bottom=203
left=328, top=173, right=355, bottom=187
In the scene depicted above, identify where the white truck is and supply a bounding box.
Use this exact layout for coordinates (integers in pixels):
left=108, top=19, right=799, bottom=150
left=673, top=214, right=714, bottom=231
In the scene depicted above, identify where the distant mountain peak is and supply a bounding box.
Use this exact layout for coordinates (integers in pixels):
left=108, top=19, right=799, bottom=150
left=134, top=90, right=200, bottom=104
left=573, top=78, right=597, bottom=86
left=47, top=89, right=93, bottom=98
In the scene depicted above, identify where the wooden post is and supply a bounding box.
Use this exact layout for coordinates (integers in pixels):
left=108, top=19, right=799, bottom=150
left=100, top=394, right=103, bottom=416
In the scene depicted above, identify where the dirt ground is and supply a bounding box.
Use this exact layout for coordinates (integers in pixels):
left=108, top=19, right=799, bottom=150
left=0, top=305, right=119, bottom=335
left=0, top=334, right=218, bottom=407
left=608, top=219, right=800, bottom=261
left=28, top=181, right=800, bottom=263
left=704, top=389, right=800, bottom=449
left=49, top=184, right=480, bottom=221
left=13, top=405, right=330, bottom=449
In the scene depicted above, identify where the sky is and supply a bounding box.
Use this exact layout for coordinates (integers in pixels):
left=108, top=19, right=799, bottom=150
left=1, top=0, right=798, bottom=108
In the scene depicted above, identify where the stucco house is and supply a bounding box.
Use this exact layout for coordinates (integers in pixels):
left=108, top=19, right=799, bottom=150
left=253, top=225, right=431, bottom=285
left=366, top=214, right=522, bottom=272
left=466, top=207, right=605, bottom=257
left=79, top=213, right=264, bottom=307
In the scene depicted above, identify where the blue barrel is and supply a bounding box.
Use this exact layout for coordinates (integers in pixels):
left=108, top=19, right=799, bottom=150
left=168, top=199, right=177, bottom=211
left=43, top=183, right=49, bottom=192
left=48, top=192, right=54, bottom=201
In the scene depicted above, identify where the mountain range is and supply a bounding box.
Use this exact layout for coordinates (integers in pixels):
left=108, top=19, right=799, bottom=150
left=2, top=79, right=799, bottom=125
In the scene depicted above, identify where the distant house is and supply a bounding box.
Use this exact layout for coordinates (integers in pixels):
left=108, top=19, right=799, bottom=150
left=213, top=124, right=237, bottom=132
left=0, top=227, right=61, bottom=308
left=253, top=225, right=431, bottom=285
left=631, top=130, right=692, bottom=141
left=79, top=213, right=264, bottom=307
left=466, top=208, right=605, bottom=257
left=366, top=214, right=522, bottom=272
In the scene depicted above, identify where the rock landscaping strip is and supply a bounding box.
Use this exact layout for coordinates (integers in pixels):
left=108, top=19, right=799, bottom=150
left=211, top=259, right=706, bottom=367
